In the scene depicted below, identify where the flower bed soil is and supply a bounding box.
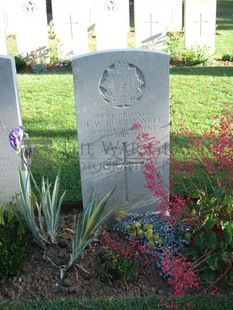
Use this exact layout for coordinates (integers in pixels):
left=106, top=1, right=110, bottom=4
left=0, top=212, right=171, bottom=301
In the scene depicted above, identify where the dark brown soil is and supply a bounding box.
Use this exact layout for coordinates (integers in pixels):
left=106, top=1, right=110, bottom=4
left=0, top=212, right=171, bottom=302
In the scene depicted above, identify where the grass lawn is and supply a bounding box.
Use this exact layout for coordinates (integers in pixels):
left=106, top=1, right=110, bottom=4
left=14, top=1, right=233, bottom=202
left=215, top=0, right=233, bottom=58
left=16, top=64, right=233, bottom=202
left=1, top=293, right=233, bottom=309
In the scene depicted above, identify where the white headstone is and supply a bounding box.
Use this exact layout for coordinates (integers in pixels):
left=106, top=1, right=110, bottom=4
left=95, top=0, right=129, bottom=50
left=0, top=1, right=7, bottom=54
left=15, top=0, right=50, bottom=64
left=0, top=56, right=24, bottom=203
left=72, top=49, right=170, bottom=218
left=88, top=0, right=96, bottom=31
left=166, top=0, right=183, bottom=32
left=184, top=0, right=217, bottom=52
left=2, top=0, right=17, bottom=36
left=52, top=0, right=89, bottom=58
left=134, top=0, right=167, bottom=50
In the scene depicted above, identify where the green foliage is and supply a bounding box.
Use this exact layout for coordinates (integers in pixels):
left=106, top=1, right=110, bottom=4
left=14, top=56, right=27, bottom=72
left=165, top=34, right=214, bottom=66
left=222, top=54, right=233, bottom=61
left=49, top=38, right=59, bottom=65
left=165, top=32, right=184, bottom=63
left=18, top=170, right=66, bottom=247
left=175, top=107, right=233, bottom=284
left=180, top=46, right=214, bottom=66
left=31, top=64, right=48, bottom=73
left=183, top=187, right=233, bottom=284
left=31, top=64, right=48, bottom=74
left=0, top=204, right=32, bottom=276
left=65, top=188, right=114, bottom=272
left=98, top=248, right=136, bottom=283
left=34, top=171, right=66, bottom=243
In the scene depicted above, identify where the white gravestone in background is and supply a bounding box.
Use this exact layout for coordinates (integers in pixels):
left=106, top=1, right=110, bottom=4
left=134, top=0, right=167, bottom=50
left=184, top=0, right=217, bottom=52
left=88, top=0, right=97, bottom=32
left=15, top=0, right=49, bottom=64
left=2, top=0, right=17, bottom=36
left=52, top=0, right=89, bottom=58
left=0, top=2, right=7, bottom=54
left=95, top=0, right=129, bottom=51
left=166, top=0, right=183, bottom=32
left=0, top=56, right=24, bottom=203
left=72, top=49, right=170, bottom=218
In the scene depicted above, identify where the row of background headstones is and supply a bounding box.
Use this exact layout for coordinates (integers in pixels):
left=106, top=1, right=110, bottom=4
left=0, top=0, right=217, bottom=63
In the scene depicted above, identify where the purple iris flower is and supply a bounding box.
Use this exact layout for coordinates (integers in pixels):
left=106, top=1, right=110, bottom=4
left=8, top=125, right=26, bottom=152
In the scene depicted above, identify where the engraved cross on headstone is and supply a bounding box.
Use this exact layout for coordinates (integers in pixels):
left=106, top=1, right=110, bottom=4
left=170, top=9, right=177, bottom=23
left=65, top=15, right=78, bottom=39
left=105, top=142, right=144, bottom=202
left=145, top=14, right=158, bottom=37
left=195, top=13, right=207, bottom=36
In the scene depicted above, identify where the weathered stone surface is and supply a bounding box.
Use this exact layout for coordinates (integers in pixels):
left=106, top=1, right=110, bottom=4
left=0, top=56, right=24, bottom=203
left=73, top=49, right=169, bottom=217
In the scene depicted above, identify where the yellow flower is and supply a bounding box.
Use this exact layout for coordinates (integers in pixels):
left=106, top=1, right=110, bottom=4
left=133, top=222, right=141, bottom=228
left=146, top=228, right=153, bottom=235
left=125, top=225, right=132, bottom=230
left=137, top=229, right=143, bottom=235
left=119, top=210, right=127, bottom=216
left=132, top=231, right=137, bottom=237
left=116, top=210, right=128, bottom=221
left=154, top=234, right=160, bottom=240
left=148, top=241, right=154, bottom=246
left=144, top=223, right=153, bottom=229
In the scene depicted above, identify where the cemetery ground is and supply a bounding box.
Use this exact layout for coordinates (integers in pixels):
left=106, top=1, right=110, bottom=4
left=1, top=1, right=233, bottom=309
left=0, top=66, right=232, bottom=309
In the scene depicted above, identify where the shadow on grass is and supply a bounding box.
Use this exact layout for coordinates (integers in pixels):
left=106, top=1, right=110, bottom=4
left=24, top=127, right=77, bottom=138
left=170, top=66, right=233, bottom=76
left=216, top=23, right=233, bottom=31
left=19, top=69, right=72, bottom=75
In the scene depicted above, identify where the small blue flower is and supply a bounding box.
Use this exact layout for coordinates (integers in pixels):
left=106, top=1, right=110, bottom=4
left=9, top=126, right=27, bottom=153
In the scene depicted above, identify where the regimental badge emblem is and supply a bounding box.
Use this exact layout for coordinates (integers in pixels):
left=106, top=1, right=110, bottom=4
left=104, top=0, right=118, bottom=11
left=99, top=61, right=145, bottom=108
left=22, top=1, right=37, bottom=14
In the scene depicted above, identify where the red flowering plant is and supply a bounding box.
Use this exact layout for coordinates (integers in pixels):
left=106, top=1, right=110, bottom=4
left=103, top=106, right=233, bottom=298
left=102, top=123, right=196, bottom=290
left=130, top=123, right=200, bottom=299
left=99, top=230, right=149, bottom=283
left=129, top=106, right=233, bottom=298
left=171, top=104, right=233, bottom=285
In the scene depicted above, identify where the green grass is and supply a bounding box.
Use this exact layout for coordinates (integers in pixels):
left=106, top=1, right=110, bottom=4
left=16, top=65, right=233, bottom=202
left=15, top=0, right=233, bottom=202
left=215, top=0, right=233, bottom=58
left=11, top=0, right=232, bottom=203
left=170, top=66, right=233, bottom=134
left=17, top=73, right=80, bottom=202
left=1, top=293, right=233, bottom=309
